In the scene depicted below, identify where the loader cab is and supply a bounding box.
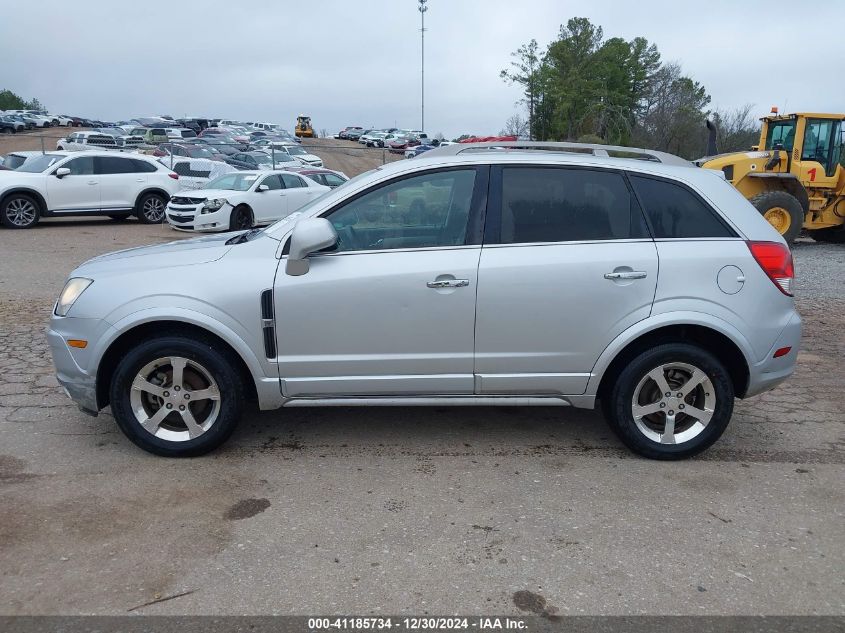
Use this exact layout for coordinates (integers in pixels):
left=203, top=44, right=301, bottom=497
left=761, top=114, right=844, bottom=179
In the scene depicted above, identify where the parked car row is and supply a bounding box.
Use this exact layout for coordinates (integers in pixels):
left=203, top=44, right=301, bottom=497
left=334, top=125, right=441, bottom=154
left=0, top=146, right=348, bottom=231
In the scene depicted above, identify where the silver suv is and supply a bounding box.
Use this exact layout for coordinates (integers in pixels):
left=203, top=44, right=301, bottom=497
left=47, top=142, right=801, bottom=459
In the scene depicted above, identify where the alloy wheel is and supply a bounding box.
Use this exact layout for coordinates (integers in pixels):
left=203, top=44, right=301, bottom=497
left=142, top=196, right=165, bottom=222
left=5, top=198, right=37, bottom=227
left=631, top=362, right=715, bottom=445
left=129, top=356, right=221, bottom=442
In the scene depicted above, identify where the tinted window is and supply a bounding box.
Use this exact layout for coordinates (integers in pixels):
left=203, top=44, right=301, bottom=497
left=499, top=167, right=645, bottom=243
left=131, top=159, right=157, bottom=173
left=261, top=174, right=282, bottom=190
left=326, top=169, right=476, bottom=252
left=323, top=174, right=347, bottom=187
left=629, top=175, right=735, bottom=239
left=64, top=156, right=95, bottom=175
left=95, top=156, right=136, bottom=174
left=280, top=173, right=304, bottom=189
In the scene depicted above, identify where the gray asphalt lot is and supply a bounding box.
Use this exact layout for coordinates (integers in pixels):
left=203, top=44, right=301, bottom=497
left=0, top=220, right=842, bottom=615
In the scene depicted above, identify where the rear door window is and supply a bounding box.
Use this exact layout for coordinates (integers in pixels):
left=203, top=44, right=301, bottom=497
left=280, top=173, right=305, bottom=189
left=628, top=175, right=736, bottom=239
left=94, top=156, right=136, bottom=174
left=495, top=166, right=648, bottom=243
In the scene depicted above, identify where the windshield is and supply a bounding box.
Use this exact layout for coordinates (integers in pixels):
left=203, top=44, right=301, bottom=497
left=205, top=172, right=259, bottom=191
left=16, top=153, right=64, bottom=173
left=187, top=147, right=216, bottom=158
left=285, top=146, right=307, bottom=155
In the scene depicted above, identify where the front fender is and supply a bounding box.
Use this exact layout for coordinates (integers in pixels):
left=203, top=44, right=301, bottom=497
left=584, top=310, right=755, bottom=396
left=89, top=304, right=284, bottom=410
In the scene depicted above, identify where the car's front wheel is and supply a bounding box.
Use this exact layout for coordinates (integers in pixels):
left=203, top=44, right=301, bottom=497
left=603, top=343, right=734, bottom=460
left=136, top=192, right=167, bottom=223
left=229, top=205, right=253, bottom=231
left=109, top=335, right=246, bottom=456
left=0, top=193, right=41, bottom=229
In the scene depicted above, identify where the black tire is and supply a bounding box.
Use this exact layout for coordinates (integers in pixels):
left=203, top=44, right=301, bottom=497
left=0, top=193, right=41, bottom=229
left=229, top=205, right=253, bottom=231
left=603, top=343, right=734, bottom=460
left=109, top=334, right=246, bottom=457
left=809, top=225, right=845, bottom=244
left=749, top=191, right=804, bottom=244
left=135, top=192, right=168, bottom=224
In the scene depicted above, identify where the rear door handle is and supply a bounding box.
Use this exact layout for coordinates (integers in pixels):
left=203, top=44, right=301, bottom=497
left=604, top=271, right=647, bottom=280
left=87, top=181, right=98, bottom=185
left=427, top=279, right=469, bottom=288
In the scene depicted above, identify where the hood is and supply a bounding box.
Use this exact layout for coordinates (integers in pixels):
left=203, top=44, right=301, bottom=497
left=74, top=233, right=236, bottom=276
left=173, top=188, right=239, bottom=199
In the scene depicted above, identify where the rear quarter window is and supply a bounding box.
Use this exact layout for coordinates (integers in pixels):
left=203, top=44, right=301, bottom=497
left=628, top=174, right=736, bottom=239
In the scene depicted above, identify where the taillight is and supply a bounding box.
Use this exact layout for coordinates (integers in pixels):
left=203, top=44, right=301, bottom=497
left=747, top=241, right=794, bottom=296
left=168, top=173, right=179, bottom=180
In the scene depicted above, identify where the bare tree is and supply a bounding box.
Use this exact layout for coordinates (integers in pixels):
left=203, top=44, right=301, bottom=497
left=500, top=114, right=529, bottom=137
left=710, top=104, right=760, bottom=153
left=434, top=131, right=445, bottom=141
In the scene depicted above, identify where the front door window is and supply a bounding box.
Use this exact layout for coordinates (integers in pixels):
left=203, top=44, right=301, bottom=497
left=325, top=169, right=477, bottom=252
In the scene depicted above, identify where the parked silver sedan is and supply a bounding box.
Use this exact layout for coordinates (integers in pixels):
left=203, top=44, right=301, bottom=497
left=48, top=142, right=800, bottom=459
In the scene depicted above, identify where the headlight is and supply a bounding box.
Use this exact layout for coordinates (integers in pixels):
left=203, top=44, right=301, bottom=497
left=55, top=278, right=93, bottom=316
left=201, top=198, right=227, bottom=213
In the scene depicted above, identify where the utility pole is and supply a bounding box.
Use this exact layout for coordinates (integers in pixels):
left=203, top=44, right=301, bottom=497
left=418, top=0, right=427, bottom=132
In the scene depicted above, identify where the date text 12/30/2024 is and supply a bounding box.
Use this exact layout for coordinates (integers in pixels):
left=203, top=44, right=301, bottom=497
left=308, top=618, right=529, bottom=630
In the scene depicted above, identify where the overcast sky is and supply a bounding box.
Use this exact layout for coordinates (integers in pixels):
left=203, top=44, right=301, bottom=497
left=2, top=0, right=843, bottom=138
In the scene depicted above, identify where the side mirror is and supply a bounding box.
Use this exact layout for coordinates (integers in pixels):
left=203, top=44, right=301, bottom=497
left=55, top=167, right=71, bottom=178
left=257, top=184, right=269, bottom=192
left=285, top=218, right=337, bottom=276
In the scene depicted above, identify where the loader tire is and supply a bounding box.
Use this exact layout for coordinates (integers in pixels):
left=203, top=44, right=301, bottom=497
left=750, top=191, right=804, bottom=244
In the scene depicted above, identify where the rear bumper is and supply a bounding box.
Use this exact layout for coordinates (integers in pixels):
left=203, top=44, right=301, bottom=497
left=744, top=311, right=802, bottom=398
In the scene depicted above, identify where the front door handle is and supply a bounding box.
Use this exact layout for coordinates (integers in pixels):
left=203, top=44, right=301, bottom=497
left=604, top=271, right=647, bottom=280
left=427, top=279, right=469, bottom=288
left=87, top=181, right=98, bottom=185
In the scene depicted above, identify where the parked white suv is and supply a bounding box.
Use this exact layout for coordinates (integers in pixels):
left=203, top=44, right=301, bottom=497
left=0, top=151, right=180, bottom=228
left=165, top=170, right=329, bottom=232
left=47, top=141, right=800, bottom=459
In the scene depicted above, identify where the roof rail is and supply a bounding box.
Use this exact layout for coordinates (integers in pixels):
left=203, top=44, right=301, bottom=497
left=425, top=141, right=692, bottom=167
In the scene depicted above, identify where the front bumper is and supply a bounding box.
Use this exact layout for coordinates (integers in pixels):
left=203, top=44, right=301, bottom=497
left=166, top=202, right=232, bottom=232
left=47, top=327, right=99, bottom=415
left=744, top=311, right=802, bottom=397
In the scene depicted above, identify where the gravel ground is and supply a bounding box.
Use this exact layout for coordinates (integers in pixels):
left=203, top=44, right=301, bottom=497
left=0, top=223, right=842, bottom=616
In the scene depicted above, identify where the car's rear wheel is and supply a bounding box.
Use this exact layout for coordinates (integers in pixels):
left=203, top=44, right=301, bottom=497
left=0, top=193, right=40, bottom=229
left=603, top=343, right=734, bottom=460
left=229, top=205, right=253, bottom=231
left=109, top=335, right=245, bottom=457
left=135, top=192, right=167, bottom=223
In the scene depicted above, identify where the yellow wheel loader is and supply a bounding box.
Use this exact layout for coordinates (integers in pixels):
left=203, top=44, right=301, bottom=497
left=701, top=111, right=845, bottom=243
left=295, top=115, right=314, bottom=138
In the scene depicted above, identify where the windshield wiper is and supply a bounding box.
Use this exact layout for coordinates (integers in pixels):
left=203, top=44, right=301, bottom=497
left=226, top=228, right=261, bottom=245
